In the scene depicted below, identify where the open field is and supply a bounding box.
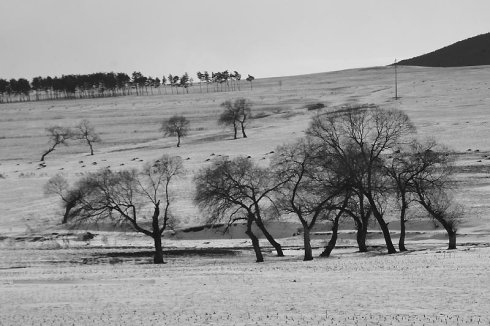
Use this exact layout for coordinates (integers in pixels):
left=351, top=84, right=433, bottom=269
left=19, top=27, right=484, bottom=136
left=1, top=65, right=490, bottom=324
left=1, top=238, right=489, bottom=325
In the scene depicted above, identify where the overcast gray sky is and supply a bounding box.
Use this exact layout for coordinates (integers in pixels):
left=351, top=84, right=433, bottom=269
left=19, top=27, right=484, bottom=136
left=1, top=0, right=490, bottom=79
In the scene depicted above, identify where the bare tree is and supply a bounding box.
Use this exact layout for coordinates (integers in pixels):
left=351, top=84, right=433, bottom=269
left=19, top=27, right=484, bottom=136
left=408, top=141, right=461, bottom=249
left=234, top=98, right=252, bottom=138
left=307, top=105, right=416, bottom=254
left=194, top=157, right=287, bottom=262
left=160, top=115, right=190, bottom=147
left=218, top=98, right=252, bottom=139
left=76, top=120, right=101, bottom=155
left=41, top=126, right=74, bottom=161
left=218, top=100, right=239, bottom=139
left=44, top=174, right=85, bottom=224
left=271, top=139, right=349, bottom=260
left=71, top=155, right=184, bottom=264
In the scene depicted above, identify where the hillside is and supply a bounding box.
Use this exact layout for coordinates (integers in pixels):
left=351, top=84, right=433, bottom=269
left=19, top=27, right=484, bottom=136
left=398, top=32, right=490, bottom=67
left=1, top=66, right=490, bottom=236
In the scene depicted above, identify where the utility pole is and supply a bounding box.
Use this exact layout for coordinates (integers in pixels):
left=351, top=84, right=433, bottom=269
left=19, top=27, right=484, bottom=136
left=394, top=58, right=398, bottom=99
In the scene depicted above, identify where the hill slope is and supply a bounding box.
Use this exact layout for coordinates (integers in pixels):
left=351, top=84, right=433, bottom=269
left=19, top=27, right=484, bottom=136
left=398, top=32, right=490, bottom=67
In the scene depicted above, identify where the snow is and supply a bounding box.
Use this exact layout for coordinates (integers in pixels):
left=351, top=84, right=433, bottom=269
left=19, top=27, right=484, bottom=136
left=1, top=66, right=490, bottom=324
left=0, top=242, right=489, bottom=325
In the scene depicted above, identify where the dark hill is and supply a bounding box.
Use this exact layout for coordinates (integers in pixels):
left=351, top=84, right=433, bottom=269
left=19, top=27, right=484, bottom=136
left=397, top=33, right=490, bottom=67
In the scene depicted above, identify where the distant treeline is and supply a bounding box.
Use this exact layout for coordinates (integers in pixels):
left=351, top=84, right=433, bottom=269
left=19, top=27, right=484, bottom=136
left=0, top=70, right=255, bottom=103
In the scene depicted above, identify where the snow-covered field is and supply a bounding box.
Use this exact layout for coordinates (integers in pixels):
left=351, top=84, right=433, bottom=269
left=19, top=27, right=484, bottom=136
left=1, top=66, right=490, bottom=325
left=1, top=238, right=489, bottom=325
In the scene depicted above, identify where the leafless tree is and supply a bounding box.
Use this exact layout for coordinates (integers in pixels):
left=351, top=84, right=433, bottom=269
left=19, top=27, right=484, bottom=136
left=271, top=139, right=349, bottom=260
left=218, top=98, right=251, bottom=139
left=218, top=100, right=239, bottom=139
left=234, top=98, right=252, bottom=138
left=70, top=155, right=184, bottom=264
left=44, top=174, right=85, bottom=224
left=41, top=126, right=74, bottom=161
left=194, top=157, right=287, bottom=262
left=307, top=105, right=416, bottom=254
left=408, top=141, right=461, bottom=249
left=160, top=115, right=190, bottom=147
left=75, top=119, right=101, bottom=155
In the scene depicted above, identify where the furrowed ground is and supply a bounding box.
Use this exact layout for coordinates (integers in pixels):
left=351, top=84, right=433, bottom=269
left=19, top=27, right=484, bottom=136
left=0, top=241, right=489, bottom=326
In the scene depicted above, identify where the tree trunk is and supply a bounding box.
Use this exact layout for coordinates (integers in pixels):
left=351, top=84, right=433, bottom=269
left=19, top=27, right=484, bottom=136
left=399, top=215, right=407, bottom=252
left=241, top=123, right=247, bottom=138
left=254, top=218, right=284, bottom=257
left=41, top=145, right=56, bottom=162
left=320, top=214, right=341, bottom=257
left=87, top=140, right=94, bottom=155
left=176, top=135, right=181, bottom=147
left=357, top=221, right=368, bottom=252
left=448, top=230, right=456, bottom=250
left=302, top=221, right=313, bottom=261
left=153, top=235, right=164, bottom=264
left=398, top=195, right=408, bottom=251
left=375, top=214, right=396, bottom=254
left=436, top=215, right=457, bottom=250
left=245, top=218, right=263, bottom=262
left=151, top=202, right=164, bottom=264
left=62, top=201, right=76, bottom=224
left=367, top=196, right=396, bottom=254
left=417, top=198, right=457, bottom=250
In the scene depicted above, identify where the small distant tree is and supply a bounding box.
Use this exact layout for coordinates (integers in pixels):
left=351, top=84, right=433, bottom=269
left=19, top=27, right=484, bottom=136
left=72, top=155, right=184, bottom=264
left=218, top=98, right=252, bottom=139
left=75, top=120, right=101, bottom=155
left=154, top=77, right=161, bottom=94
left=218, top=100, right=239, bottom=139
left=234, top=71, right=241, bottom=91
left=180, top=73, right=190, bottom=93
left=160, top=115, right=190, bottom=147
left=0, top=78, right=9, bottom=103
left=172, top=75, right=180, bottom=94
left=161, top=75, right=167, bottom=94
left=203, top=71, right=210, bottom=93
left=196, top=72, right=203, bottom=93
left=246, top=74, right=255, bottom=90
left=44, top=174, right=85, bottom=224
left=234, top=98, right=251, bottom=138
left=167, top=74, right=174, bottom=94
left=41, top=126, right=74, bottom=161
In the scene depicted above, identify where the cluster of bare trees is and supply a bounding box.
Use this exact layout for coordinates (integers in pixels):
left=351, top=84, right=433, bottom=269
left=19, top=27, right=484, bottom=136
left=218, top=98, right=252, bottom=139
left=41, top=120, right=100, bottom=161
left=159, top=98, right=253, bottom=147
left=0, top=70, right=255, bottom=103
left=46, top=155, right=183, bottom=264
left=47, top=105, right=461, bottom=265
left=195, top=105, right=462, bottom=262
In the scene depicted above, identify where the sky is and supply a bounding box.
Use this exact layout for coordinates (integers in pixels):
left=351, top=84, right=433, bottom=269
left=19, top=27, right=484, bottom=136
left=1, top=0, right=490, bottom=80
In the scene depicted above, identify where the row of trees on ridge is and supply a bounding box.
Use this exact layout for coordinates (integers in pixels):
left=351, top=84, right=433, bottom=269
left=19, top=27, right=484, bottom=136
left=0, top=71, right=255, bottom=103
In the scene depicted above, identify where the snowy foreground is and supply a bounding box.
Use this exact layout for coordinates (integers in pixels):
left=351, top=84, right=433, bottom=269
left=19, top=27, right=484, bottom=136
left=0, top=239, right=489, bottom=326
